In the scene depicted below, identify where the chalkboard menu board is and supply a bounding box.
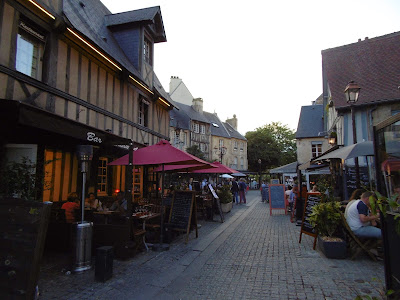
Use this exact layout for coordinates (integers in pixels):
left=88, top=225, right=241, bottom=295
left=209, top=184, right=224, bottom=223
left=269, top=184, right=286, bottom=215
left=299, top=192, right=322, bottom=249
left=168, top=191, right=198, bottom=243
left=345, top=166, right=370, bottom=197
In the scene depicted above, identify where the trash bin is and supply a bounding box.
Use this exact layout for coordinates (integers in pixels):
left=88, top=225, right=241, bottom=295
left=72, top=221, right=93, bottom=272
left=95, top=246, right=113, bottom=282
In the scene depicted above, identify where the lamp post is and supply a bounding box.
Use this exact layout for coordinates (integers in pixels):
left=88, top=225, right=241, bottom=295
left=258, top=159, right=262, bottom=189
left=214, top=146, right=227, bottom=164
left=344, top=81, right=361, bottom=188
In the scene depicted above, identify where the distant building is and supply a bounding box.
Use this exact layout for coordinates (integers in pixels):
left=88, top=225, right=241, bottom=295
left=168, top=77, right=248, bottom=171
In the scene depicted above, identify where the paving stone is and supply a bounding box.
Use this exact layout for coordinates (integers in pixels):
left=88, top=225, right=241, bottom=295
left=38, top=191, right=385, bottom=300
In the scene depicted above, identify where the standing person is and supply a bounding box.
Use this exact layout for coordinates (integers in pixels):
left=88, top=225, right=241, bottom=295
left=309, top=185, right=318, bottom=193
left=261, top=181, right=268, bottom=203
left=238, top=178, right=247, bottom=204
left=62, top=192, right=80, bottom=223
left=231, top=177, right=239, bottom=205
left=285, top=186, right=293, bottom=211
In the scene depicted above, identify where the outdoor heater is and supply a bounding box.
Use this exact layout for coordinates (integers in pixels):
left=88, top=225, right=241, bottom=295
left=72, top=145, right=93, bottom=272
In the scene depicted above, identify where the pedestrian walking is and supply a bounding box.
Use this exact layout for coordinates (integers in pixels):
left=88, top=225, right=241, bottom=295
left=231, top=177, right=239, bottom=204
left=239, top=178, right=247, bottom=204
left=261, top=181, right=268, bottom=203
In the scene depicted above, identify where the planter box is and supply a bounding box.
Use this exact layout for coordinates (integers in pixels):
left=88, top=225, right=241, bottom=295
left=318, top=236, right=347, bottom=259
left=221, top=202, right=232, bottom=213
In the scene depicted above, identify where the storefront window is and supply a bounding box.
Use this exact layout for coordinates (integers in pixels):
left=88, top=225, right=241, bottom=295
left=97, top=157, right=108, bottom=196
left=375, top=113, right=400, bottom=197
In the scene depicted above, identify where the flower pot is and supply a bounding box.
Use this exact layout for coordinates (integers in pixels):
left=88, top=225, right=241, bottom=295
left=221, top=202, right=232, bottom=213
left=317, top=236, right=347, bottom=259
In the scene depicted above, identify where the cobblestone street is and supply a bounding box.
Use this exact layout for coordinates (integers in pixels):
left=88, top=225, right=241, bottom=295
left=38, top=190, right=385, bottom=299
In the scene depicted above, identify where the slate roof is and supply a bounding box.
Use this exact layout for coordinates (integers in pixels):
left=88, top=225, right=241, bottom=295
left=269, top=161, right=297, bottom=174
left=170, top=105, right=190, bottom=130
left=322, top=32, right=400, bottom=109
left=295, top=105, right=324, bottom=139
left=175, top=102, right=210, bottom=123
left=223, top=122, right=246, bottom=141
left=63, top=1, right=169, bottom=97
left=105, top=6, right=166, bottom=43
left=203, top=112, right=230, bottom=138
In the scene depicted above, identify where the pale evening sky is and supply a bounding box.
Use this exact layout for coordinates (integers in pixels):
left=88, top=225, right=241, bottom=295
left=100, top=0, right=400, bottom=135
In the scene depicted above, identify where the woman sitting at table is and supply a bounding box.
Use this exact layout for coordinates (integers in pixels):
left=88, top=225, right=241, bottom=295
left=85, top=192, right=103, bottom=211
left=61, top=192, right=80, bottom=223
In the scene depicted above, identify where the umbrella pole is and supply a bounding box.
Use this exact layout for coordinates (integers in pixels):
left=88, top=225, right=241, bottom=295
left=153, top=163, right=169, bottom=251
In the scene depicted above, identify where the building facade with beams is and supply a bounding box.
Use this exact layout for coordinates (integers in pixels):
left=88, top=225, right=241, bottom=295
left=321, top=32, right=400, bottom=199
left=0, top=0, right=174, bottom=201
left=168, top=76, right=248, bottom=171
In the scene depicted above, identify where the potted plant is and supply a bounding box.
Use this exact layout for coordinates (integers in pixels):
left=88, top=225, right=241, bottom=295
left=217, top=185, right=233, bottom=213
left=309, top=201, right=347, bottom=258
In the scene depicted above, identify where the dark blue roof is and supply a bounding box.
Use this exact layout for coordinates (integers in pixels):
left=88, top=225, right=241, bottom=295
left=63, top=1, right=167, bottom=88
left=203, top=112, right=230, bottom=138
left=223, top=122, right=246, bottom=141
left=170, top=107, right=190, bottom=130
left=295, top=105, right=324, bottom=139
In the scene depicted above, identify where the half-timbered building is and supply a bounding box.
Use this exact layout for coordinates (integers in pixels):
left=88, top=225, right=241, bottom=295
left=0, top=0, right=173, bottom=202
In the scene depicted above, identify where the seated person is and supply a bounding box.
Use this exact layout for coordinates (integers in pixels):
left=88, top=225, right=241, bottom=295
left=84, top=192, right=103, bottom=211
left=345, top=191, right=381, bottom=239
left=61, top=192, right=80, bottom=223
left=110, top=191, right=128, bottom=214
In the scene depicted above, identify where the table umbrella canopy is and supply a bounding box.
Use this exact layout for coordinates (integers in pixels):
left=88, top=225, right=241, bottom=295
left=192, top=161, right=239, bottom=174
left=152, top=163, right=217, bottom=173
left=221, top=174, right=234, bottom=179
left=314, top=141, right=374, bottom=161
left=108, top=140, right=208, bottom=166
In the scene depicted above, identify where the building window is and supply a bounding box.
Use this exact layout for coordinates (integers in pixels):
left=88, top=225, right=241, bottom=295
left=144, top=37, right=152, bottom=65
left=240, top=158, right=244, bottom=169
left=200, top=143, right=205, bottom=152
left=240, top=142, right=244, bottom=151
left=192, top=123, right=199, bottom=133
left=311, top=141, right=323, bottom=158
left=138, top=97, right=149, bottom=127
left=174, top=131, right=181, bottom=147
left=200, top=124, right=205, bottom=134
left=233, top=141, right=238, bottom=151
left=183, top=132, right=187, bottom=146
left=219, top=139, right=224, bottom=148
left=97, top=158, right=108, bottom=195
left=15, top=20, right=45, bottom=80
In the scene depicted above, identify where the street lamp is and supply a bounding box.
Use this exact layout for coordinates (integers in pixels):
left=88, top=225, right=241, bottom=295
left=344, top=80, right=361, bottom=188
left=258, top=159, right=262, bottom=189
left=214, top=146, right=227, bottom=164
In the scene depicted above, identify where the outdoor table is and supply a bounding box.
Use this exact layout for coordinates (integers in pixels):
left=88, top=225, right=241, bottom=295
left=93, top=211, right=120, bottom=224
left=132, top=212, right=161, bottom=251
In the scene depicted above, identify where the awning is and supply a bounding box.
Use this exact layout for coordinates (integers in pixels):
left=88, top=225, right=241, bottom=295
left=269, top=161, right=297, bottom=174
left=1, top=99, right=132, bottom=146
left=313, top=141, right=374, bottom=161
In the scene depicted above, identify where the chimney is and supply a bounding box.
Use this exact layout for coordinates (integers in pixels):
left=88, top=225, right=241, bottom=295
left=192, top=98, right=203, bottom=113
left=226, top=114, right=238, bottom=130
left=169, top=76, right=182, bottom=93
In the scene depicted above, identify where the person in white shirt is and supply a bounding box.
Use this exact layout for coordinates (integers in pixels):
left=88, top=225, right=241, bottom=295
left=345, top=191, right=381, bottom=239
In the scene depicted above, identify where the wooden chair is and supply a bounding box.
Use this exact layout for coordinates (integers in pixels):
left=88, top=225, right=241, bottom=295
left=340, top=213, right=377, bottom=261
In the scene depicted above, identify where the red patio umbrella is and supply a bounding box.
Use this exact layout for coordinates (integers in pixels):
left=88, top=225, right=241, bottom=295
left=109, top=140, right=208, bottom=166
left=153, top=163, right=217, bottom=173
left=192, top=161, right=239, bottom=174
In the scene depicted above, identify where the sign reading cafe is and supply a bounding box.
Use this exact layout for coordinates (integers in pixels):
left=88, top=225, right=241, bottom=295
left=87, top=132, right=102, bottom=144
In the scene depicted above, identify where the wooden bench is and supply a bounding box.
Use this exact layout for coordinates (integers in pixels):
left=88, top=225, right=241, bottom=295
left=341, top=213, right=378, bottom=261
